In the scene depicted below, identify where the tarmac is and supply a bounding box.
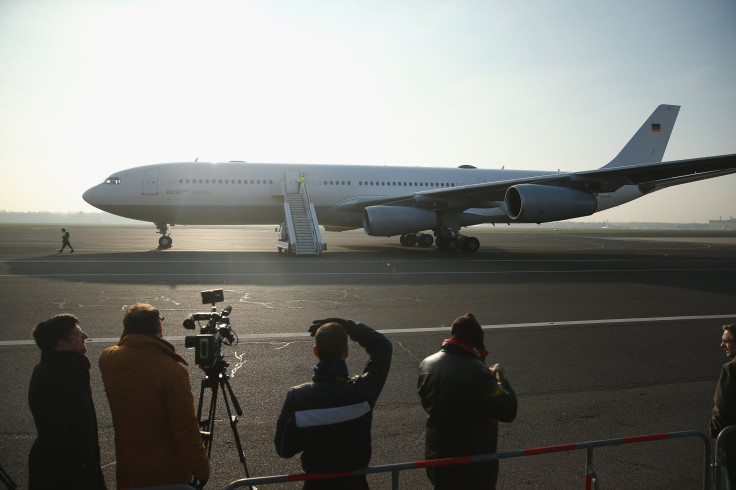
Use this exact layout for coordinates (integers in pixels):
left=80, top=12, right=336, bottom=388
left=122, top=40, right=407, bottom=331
left=1, top=223, right=735, bottom=489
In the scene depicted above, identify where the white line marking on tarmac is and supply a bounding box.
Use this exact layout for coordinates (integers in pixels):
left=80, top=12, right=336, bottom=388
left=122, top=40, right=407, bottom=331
left=1, top=268, right=735, bottom=278
left=3, top=313, right=734, bottom=346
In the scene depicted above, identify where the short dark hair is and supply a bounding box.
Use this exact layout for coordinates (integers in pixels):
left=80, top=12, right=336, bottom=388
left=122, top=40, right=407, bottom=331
left=32, top=314, right=79, bottom=351
left=314, top=322, right=348, bottom=361
left=724, top=324, right=736, bottom=335
left=123, top=303, right=160, bottom=335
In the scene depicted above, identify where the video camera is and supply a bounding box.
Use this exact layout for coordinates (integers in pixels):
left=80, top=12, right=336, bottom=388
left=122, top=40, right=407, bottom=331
left=183, top=289, right=237, bottom=367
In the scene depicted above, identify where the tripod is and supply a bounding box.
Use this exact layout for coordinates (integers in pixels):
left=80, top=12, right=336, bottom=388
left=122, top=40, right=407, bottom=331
left=195, top=356, right=251, bottom=486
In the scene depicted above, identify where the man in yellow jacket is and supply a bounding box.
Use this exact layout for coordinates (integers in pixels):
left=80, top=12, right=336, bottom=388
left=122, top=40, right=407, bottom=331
left=99, top=303, right=210, bottom=489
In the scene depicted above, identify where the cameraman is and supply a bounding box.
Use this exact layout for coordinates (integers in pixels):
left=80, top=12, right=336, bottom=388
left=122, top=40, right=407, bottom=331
left=275, top=318, right=392, bottom=489
left=99, top=303, right=210, bottom=489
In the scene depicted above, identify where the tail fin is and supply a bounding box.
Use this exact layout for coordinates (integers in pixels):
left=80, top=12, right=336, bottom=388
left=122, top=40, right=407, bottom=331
left=602, top=104, right=680, bottom=168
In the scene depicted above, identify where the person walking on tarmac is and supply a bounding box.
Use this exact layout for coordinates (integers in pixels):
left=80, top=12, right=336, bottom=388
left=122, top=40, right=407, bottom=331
left=59, top=228, right=75, bottom=253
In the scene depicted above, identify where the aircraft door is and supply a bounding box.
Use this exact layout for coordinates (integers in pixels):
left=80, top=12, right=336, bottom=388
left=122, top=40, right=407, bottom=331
left=142, top=170, right=160, bottom=195
left=285, top=171, right=300, bottom=193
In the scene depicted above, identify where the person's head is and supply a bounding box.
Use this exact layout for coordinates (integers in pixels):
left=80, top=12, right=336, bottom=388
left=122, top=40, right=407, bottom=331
left=32, top=314, right=88, bottom=354
left=313, top=322, right=348, bottom=361
left=123, top=303, right=162, bottom=336
left=61, top=228, right=65, bottom=231
left=721, top=324, right=736, bottom=358
left=450, top=313, right=484, bottom=348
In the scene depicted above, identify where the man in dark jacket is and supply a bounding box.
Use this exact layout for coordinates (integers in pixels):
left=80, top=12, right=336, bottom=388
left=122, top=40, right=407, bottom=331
left=275, top=318, right=392, bottom=489
left=418, top=313, right=517, bottom=490
left=28, top=314, right=106, bottom=490
left=711, top=323, right=736, bottom=485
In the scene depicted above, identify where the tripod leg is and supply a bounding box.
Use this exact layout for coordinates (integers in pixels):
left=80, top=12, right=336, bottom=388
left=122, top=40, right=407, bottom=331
left=219, top=374, right=251, bottom=478
left=197, top=372, right=220, bottom=458
left=223, top=371, right=243, bottom=416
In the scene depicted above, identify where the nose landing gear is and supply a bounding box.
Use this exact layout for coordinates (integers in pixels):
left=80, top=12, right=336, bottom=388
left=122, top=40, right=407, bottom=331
left=155, top=222, right=173, bottom=249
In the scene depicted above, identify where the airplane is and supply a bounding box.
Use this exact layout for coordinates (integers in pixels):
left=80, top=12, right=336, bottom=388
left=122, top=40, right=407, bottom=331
left=83, top=104, right=736, bottom=253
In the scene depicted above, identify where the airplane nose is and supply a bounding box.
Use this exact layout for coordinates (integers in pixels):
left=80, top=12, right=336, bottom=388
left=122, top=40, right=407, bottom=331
left=83, top=185, right=102, bottom=207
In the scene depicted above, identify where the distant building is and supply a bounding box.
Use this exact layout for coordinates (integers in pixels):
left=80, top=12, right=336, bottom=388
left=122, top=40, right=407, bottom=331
left=708, top=218, right=736, bottom=231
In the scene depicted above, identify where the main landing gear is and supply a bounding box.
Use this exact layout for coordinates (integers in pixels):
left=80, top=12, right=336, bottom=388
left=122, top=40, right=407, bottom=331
left=436, top=234, right=480, bottom=252
left=399, top=232, right=434, bottom=247
left=399, top=229, right=480, bottom=252
left=155, top=222, right=173, bottom=249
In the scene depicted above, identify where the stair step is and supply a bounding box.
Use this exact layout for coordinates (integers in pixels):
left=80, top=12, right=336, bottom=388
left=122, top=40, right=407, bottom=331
left=283, top=188, right=324, bottom=255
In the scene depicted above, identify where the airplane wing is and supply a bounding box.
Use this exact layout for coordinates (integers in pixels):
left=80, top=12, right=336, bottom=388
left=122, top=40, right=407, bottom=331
left=335, top=153, right=736, bottom=214
left=573, top=153, right=736, bottom=193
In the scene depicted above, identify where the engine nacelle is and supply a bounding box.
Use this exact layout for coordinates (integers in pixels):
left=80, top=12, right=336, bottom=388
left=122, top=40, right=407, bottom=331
left=505, top=184, right=597, bottom=223
left=363, top=206, right=438, bottom=236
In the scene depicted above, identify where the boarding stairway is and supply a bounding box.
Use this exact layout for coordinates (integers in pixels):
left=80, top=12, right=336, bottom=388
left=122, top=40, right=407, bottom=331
left=277, top=180, right=325, bottom=256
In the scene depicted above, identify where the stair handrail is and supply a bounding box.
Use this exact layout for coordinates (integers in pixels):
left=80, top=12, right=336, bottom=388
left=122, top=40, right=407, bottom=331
left=282, top=201, right=297, bottom=252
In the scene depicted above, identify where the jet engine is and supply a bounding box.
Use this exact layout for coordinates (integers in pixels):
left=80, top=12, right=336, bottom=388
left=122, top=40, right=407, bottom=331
left=363, top=206, right=438, bottom=236
left=505, top=184, right=597, bottom=223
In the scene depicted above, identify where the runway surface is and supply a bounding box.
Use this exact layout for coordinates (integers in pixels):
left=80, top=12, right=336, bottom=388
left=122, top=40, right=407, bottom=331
left=1, top=223, right=735, bottom=489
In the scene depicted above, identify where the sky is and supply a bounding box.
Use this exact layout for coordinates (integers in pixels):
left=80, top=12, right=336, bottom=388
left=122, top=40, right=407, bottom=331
left=1, top=0, right=735, bottom=222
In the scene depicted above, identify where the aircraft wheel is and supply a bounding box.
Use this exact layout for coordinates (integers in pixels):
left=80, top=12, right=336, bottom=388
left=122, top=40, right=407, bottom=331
left=401, top=234, right=417, bottom=247
left=461, top=236, right=480, bottom=252
left=158, top=236, right=173, bottom=248
left=445, top=237, right=460, bottom=252
left=435, top=237, right=448, bottom=250
left=419, top=233, right=434, bottom=247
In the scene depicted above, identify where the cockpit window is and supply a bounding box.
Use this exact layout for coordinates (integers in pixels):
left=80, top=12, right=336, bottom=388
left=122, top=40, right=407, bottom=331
left=104, top=176, right=121, bottom=185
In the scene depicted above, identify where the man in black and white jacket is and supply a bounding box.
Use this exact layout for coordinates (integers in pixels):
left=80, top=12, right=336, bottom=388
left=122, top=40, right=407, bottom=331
left=275, top=318, right=392, bottom=489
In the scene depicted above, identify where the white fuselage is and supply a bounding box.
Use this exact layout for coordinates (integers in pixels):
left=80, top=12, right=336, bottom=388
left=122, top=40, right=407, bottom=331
left=83, top=162, right=560, bottom=228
